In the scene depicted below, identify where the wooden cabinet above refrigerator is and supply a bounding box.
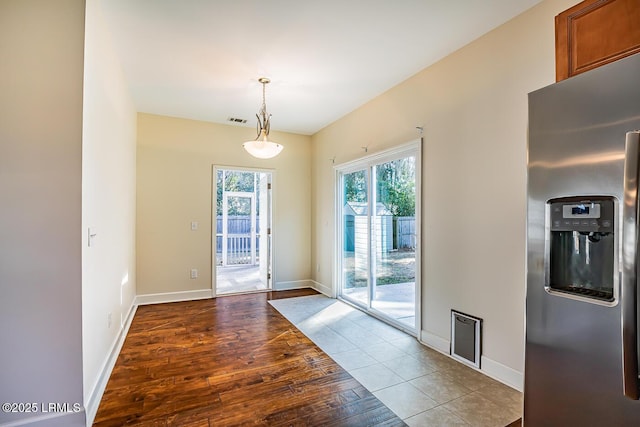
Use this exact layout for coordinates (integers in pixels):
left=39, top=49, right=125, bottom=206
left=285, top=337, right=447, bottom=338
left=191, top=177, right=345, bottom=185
left=555, top=0, right=640, bottom=81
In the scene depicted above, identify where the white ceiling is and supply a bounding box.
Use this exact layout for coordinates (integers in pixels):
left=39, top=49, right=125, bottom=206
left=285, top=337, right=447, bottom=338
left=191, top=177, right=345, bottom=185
left=100, top=0, right=543, bottom=135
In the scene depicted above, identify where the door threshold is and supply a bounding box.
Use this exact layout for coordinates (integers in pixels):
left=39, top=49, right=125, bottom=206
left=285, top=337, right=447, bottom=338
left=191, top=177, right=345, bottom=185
left=337, top=296, right=417, bottom=337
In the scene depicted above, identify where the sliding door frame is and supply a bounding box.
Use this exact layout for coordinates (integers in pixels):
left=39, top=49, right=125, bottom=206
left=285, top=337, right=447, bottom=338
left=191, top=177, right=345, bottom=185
left=334, top=139, right=422, bottom=335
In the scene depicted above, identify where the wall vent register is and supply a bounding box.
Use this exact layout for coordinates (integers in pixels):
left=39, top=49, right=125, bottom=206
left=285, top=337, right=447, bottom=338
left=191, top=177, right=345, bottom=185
left=451, top=310, right=482, bottom=369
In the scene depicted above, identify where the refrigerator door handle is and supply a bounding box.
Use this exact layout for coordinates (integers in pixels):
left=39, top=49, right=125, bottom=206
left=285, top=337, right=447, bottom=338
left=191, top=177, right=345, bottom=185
left=621, top=130, right=640, bottom=400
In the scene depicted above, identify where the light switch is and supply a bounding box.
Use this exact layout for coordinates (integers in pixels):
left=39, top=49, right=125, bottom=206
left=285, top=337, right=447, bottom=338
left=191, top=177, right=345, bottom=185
left=191, top=221, right=198, bottom=231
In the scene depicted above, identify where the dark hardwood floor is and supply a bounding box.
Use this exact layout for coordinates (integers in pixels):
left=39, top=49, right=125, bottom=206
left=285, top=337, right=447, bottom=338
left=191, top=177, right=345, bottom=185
left=93, top=289, right=406, bottom=426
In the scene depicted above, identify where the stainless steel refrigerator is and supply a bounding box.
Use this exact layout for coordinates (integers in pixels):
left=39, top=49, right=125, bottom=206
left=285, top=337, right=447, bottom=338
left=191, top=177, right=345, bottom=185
left=526, top=53, right=640, bottom=425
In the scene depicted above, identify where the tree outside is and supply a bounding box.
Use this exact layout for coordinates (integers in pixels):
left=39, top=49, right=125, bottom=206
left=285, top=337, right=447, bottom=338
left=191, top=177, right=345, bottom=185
left=343, top=157, right=415, bottom=217
left=375, top=157, right=416, bottom=217
left=216, top=170, right=258, bottom=215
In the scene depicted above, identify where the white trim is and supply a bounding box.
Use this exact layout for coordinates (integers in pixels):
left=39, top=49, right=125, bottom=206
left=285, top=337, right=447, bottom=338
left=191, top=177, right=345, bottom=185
left=273, top=280, right=315, bottom=291
left=135, top=289, right=213, bottom=306
left=420, top=330, right=451, bottom=355
left=334, top=139, right=422, bottom=172
left=212, top=166, right=276, bottom=297
left=480, top=356, right=524, bottom=392
left=334, top=138, right=422, bottom=333
left=333, top=167, right=344, bottom=303
left=269, top=279, right=333, bottom=297
left=222, top=191, right=257, bottom=266
left=84, top=302, right=137, bottom=426
left=309, top=280, right=333, bottom=297
left=414, top=137, right=423, bottom=335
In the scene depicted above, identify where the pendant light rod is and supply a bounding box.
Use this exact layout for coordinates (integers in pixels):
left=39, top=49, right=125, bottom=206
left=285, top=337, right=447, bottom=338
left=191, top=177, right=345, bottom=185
left=256, top=77, right=271, bottom=138
left=243, top=77, right=283, bottom=159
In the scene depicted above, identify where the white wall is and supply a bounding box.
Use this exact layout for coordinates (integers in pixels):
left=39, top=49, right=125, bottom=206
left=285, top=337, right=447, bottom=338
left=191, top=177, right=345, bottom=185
left=136, top=114, right=311, bottom=298
left=311, top=0, right=576, bottom=389
left=0, top=1, right=86, bottom=425
left=82, top=0, right=137, bottom=422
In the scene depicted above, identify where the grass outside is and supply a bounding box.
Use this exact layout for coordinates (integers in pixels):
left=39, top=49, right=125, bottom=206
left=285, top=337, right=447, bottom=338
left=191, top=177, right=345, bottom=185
left=343, top=249, right=415, bottom=287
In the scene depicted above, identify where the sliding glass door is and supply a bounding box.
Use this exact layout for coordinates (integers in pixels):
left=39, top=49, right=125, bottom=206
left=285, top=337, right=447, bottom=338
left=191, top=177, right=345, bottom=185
left=337, top=141, right=420, bottom=333
left=341, top=169, right=369, bottom=306
left=371, top=158, right=416, bottom=328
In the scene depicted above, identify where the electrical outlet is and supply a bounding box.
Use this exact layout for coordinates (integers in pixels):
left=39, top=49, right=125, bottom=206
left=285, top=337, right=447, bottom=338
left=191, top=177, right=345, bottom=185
left=107, top=312, right=112, bottom=328
left=191, top=221, right=198, bottom=231
left=190, top=268, right=198, bottom=279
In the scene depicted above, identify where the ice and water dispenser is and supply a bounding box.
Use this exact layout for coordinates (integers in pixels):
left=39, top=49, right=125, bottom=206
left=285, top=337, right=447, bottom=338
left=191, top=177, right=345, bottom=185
left=546, top=197, right=616, bottom=303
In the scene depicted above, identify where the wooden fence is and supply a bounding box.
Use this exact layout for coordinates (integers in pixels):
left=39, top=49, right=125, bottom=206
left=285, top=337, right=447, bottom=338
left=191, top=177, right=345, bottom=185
left=344, top=216, right=416, bottom=251
left=218, top=214, right=415, bottom=266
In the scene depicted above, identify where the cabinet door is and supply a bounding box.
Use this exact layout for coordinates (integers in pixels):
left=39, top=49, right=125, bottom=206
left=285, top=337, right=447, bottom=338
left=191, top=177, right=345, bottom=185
left=555, top=0, right=640, bottom=81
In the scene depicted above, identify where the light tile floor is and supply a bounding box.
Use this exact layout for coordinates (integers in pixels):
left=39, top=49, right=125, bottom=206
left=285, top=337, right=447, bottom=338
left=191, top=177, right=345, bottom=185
left=269, top=294, right=522, bottom=427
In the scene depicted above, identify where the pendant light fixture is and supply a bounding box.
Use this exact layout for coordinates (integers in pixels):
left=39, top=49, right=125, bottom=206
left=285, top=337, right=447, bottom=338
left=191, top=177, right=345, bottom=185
left=243, top=77, right=283, bottom=159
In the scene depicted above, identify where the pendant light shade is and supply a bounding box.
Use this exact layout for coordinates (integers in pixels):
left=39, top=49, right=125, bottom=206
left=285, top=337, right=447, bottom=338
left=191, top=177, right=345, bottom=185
left=243, top=78, right=283, bottom=159
left=243, top=129, right=283, bottom=159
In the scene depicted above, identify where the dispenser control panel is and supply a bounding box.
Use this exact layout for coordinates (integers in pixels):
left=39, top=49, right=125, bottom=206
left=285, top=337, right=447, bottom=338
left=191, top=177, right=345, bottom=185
left=550, top=199, right=614, bottom=233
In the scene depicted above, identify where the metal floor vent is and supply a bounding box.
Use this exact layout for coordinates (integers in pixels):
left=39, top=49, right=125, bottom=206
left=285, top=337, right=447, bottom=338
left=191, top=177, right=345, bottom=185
left=227, top=117, right=247, bottom=124
left=451, top=310, right=482, bottom=369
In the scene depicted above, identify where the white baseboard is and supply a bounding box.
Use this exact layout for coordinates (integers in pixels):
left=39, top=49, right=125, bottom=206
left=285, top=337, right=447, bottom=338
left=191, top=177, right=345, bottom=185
left=421, top=330, right=451, bottom=355
left=273, top=280, right=315, bottom=291
left=419, top=329, right=523, bottom=392
left=309, top=280, right=332, bottom=297
left=135, top=289, right=213, bottom=305
left=271, top=279, right=332, bottom=298
left=480, top=356, right=524, bottom=392
left=84, top=301, right=137, bottom=427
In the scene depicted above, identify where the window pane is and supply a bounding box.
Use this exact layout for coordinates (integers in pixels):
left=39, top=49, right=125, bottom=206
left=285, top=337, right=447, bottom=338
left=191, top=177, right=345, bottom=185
left=372, top=157, right=416, bottom=328
left=342, top=169, right=368, bottom=306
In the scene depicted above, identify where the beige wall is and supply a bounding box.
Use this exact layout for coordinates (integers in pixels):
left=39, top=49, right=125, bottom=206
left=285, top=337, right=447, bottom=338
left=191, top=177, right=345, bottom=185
left=82, top=0, right=137, bottom=420
left=137, top=114, right=311, bottom=296
left=0, top=1, right=86, bottom=425
left=311, top=0, right=576, bottom=389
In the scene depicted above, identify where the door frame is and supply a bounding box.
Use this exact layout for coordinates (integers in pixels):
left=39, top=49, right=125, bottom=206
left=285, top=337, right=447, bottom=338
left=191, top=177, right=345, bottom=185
left=334, top=139, right=422, bottom=335
left=212, top=165, right=275, bottom=297
left=221, top=191, right=256, bottom=266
